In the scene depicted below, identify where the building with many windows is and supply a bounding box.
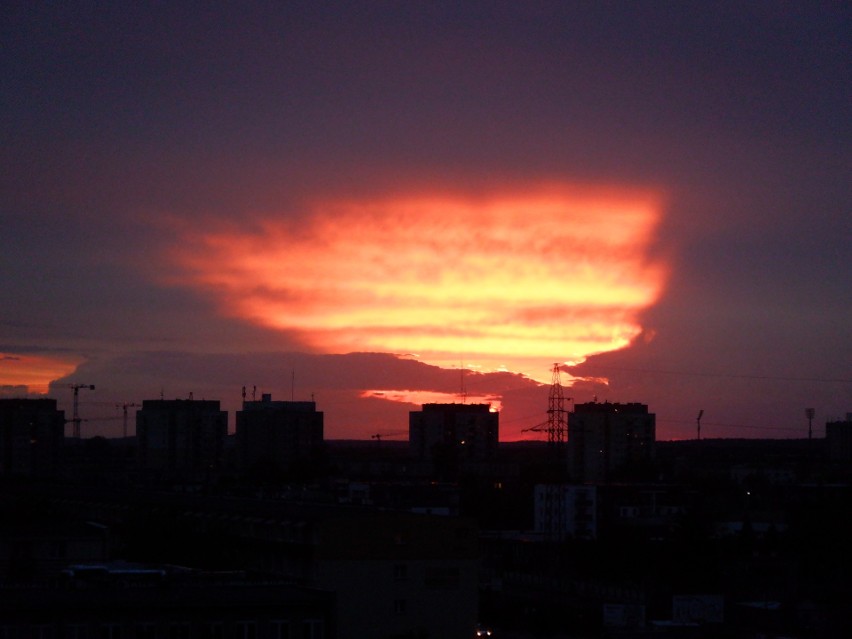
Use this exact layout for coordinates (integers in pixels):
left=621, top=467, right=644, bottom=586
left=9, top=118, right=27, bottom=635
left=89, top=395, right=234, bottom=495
left=533, top=484, right=597, bottom=540
left=567, top=402, right=656, bottom=483
left=236, top=394, right=323, bottom=472
left=0, top=564, right=333, bottom=639
left=409, top=403, right=499, bottom=466
left=136, top=399, right=227, bottom=480
left=38, top=487, right=480, bottom=639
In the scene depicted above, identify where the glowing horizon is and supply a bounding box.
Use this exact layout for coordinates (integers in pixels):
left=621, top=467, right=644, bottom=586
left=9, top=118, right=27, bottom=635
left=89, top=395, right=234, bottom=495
left=0, top=353, right=81, bottom=395
left=362, top=389, right=502, bottom=411
left=170, top=185, right=668, bottom=384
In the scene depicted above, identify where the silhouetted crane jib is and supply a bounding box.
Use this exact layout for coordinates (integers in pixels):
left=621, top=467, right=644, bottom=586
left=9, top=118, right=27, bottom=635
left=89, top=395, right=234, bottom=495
left=371, top=431, right=406, bottom=444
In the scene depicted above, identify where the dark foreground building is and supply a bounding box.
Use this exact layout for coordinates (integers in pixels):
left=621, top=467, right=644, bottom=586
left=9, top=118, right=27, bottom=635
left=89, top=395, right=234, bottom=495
left=236, top=394, right=323, bottom=472
left=409, top=403, right=499, bottom=476
left=826, top=414, right=852, bottom=461
left=136, top=399, right=228, bottom=481
left=0, top=398, right=65, bottom=478
left=34, top=486, right=479, bottom=639
left=0, top=563, right=333, bottom=639
left=568, top=402, right=656, bottom=483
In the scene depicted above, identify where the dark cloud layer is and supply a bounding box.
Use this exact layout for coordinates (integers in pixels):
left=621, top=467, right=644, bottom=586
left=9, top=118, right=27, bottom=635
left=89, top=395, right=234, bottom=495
left=3, top=2, right=850, bottom=439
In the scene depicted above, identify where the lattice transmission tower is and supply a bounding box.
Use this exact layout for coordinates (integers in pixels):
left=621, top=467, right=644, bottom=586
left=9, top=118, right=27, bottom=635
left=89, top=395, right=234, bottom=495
left=546, top=363, right=568, bottom=447
left=541, top=363, right=570, bottom=541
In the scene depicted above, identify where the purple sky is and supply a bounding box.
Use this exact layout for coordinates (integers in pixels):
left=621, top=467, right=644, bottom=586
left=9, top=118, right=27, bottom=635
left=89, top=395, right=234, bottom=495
left=2, top=2, right=849, bottom=440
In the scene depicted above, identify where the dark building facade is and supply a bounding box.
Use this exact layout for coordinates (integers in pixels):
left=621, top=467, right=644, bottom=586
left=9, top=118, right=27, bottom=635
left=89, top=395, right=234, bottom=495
left=409, top=403, right=499, bottom=465
left=0, top=564, right=333, bottom=639
left=0, top=519, right=108, bottom=583
left=0, top=398, right=65, bottom=478
left=38, top=488, right=479, bottom=639
left=236, top=394, right=323, bottom=471
left=136, top=399, right=227, bottom=479
left=568, top=402, right=656, bottom=483
left=826, top=414, right=852, bottom=461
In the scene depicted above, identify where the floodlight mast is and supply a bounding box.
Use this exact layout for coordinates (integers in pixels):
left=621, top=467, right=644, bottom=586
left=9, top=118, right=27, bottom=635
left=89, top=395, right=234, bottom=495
left=806, top=408, right=815, bottom=440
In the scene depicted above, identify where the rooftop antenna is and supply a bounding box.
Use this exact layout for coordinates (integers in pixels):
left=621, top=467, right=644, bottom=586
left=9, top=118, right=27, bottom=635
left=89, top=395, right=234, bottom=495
left=806, top=408, right=815, bottom=440
left=460, top=357, right=467, bottom=403
left=291, top=370, right=295, bottom=401
left=696, top=409, right=704, bottom=440
left=242, top=385, right=246, bottom=407
left=252, top=385, right=257, bottom=401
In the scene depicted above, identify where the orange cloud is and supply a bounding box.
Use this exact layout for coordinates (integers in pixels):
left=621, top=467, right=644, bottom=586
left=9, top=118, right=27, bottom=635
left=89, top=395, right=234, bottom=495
left=0, top=353, right=81, bottom=395
left=170, top=185, right=667, bottom=383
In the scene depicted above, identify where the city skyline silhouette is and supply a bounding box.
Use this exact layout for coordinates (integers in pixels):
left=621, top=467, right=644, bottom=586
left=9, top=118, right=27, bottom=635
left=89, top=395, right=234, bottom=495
left=2, top=4, right=847, bottom=442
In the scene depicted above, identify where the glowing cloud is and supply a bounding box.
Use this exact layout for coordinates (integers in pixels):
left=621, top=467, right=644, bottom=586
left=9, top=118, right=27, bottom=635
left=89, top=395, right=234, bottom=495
left=171, top=185, right=667, bottom=383
left=0, top=353, right=81, bottom=395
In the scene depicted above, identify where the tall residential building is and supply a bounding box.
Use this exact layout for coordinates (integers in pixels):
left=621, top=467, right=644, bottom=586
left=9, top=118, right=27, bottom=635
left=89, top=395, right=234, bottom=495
left=136, top=399, right=227, bottom=478
left=236, top=394, right=323, bottom=470
left=409, top=403, right=499, bottom=463
left=0, top=398, right=65, bottom=478
left=826, top=414, right=852, bottom=462
left=567, top=402, right=656, bottom=483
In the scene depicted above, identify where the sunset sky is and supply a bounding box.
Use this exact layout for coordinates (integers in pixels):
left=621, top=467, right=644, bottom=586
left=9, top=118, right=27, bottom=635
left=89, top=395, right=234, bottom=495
left=2, top=2, right=849, bottom=440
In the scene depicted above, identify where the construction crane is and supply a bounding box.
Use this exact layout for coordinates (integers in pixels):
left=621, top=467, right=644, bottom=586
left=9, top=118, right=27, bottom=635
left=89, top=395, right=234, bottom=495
left=60, top=383, right=95, bottom=438
left=371, top=430, right=407, bottom=444
left=117, top=402, right=141, bottom=438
